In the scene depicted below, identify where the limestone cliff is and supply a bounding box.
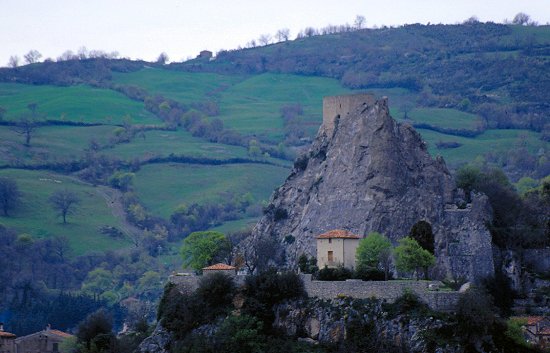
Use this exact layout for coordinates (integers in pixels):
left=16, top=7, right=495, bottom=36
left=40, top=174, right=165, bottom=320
left=252, top=94, right=494, bottom=281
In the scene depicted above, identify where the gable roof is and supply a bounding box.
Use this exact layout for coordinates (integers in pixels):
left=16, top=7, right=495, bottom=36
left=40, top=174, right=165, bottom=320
left=0, top=331, right=16, bottom=338
left=316, top=229, right=361, bottom=239
left=526, top=316, right=546, bottom=325
left=14, top=328, right=72, bottom=342
left=202, top=263, right=236, bottom=270
left=49, top=329, right=72, bottom=338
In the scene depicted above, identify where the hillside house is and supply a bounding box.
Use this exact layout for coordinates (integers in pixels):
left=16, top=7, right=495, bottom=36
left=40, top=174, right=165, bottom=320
left=316, top=229, right=361, bottom=270
left=523, top=316, right=550, bottom=349
left=202, top=263, right=236, bottom=276
left=0, top=323, right=16, bottom=353
left=14, top=325, right=72, bottom=353
left=197, top=50, right=213, bottom=59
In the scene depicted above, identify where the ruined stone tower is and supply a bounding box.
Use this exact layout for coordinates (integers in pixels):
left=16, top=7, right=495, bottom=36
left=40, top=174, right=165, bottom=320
left=252, top=94, right=495, bottom=282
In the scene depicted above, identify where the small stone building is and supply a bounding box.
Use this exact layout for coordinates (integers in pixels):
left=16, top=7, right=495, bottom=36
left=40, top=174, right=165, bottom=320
left=0, top=323, right=16, bottom=353
left=14, top=325, right=72, bottom=353
left=198, top=50, right=213, bottom=59
left=202, top=263, right=236, bottom=276
left=523, top=316, right=550, bottom=349
left=316, top=230, right=360, bottom=270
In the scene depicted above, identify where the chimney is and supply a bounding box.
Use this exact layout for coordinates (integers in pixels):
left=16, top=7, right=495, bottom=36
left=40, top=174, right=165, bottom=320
left=0, top=322, right=4, bottom=331
left=46, top=324, right=51, bottom=331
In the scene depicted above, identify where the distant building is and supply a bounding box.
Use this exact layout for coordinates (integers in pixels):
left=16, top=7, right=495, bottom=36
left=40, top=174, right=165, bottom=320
left=522, top=316, right=550, bottom=349
left=202, top=263, right=236, bottom=276
left=197, top=50, right=213, bottom=59
left=14, top=325, right=72, bottom=353
left=316, top=229, right=361, bottom=269
left=0, top=323, right=16, bottom=353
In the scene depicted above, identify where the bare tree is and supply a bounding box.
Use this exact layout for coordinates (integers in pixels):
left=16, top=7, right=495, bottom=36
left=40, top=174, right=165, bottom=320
left=77, top=46, right=89, bottom=59
left=156, top=52, right=169, bottom=64
left=12, top=103, right=42, bottom=146
left=57, top=50, right=76, bottom=61
left=23, top=50, right=42, bottom=64
left=258, top=34, right=272, bottom=46
left=49, top=189, right=81, bottom=224
left=275, top=28, right=290, bottom=42
left=512, top=12, right=531, bottom=25
left=354, top=15, right=366, bottom=29
left=13, top=115, right=39, bottom=146
left=8, top=55, right=20, bottom=68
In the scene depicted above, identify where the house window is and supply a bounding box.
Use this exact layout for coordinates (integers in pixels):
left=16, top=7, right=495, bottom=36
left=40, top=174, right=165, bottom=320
left=328, top=238, right=332, bottom=244
left=328, top=251, right=333, bottom=262
left=53, top=343, right=59, bottom=352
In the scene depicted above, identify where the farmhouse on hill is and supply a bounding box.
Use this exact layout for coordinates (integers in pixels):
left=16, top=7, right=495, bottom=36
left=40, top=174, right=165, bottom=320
left=202, top=263, right=236, bottom=275
left=14, top=324, right=72, bottom=353
left=316, top=229, right=360, bottom=270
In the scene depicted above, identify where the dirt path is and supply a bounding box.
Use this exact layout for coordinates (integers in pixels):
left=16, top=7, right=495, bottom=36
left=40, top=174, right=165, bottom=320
left=94, top=186, right=143, bottom=242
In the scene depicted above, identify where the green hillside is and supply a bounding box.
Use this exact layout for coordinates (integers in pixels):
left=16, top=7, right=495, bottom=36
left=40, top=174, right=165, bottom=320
left=0, top=169, right=130, bottom=255
left=133, top=163, right=289, bottom=218
left=0, top=22, right=548, bottom=257
left=0, top=83, right=157, bottom=124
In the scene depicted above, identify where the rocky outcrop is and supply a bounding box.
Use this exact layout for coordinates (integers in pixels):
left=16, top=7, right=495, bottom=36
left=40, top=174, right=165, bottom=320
left=273, top=298, right=461, bottom=352
left=252, top=94, right=494, bottom=281
left=135, top=323, right=172, bottom=353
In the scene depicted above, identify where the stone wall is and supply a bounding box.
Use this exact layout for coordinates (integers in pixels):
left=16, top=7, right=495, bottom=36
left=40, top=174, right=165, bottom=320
left=301, top=274, right=460, bottom=312
left=168, top=273, right=460, bottom=312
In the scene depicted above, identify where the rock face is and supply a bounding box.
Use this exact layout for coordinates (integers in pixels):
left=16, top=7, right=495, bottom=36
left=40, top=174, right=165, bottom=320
left=273, top=298, right=461, bottom=353
left=252, top=94, right=494, bottom=281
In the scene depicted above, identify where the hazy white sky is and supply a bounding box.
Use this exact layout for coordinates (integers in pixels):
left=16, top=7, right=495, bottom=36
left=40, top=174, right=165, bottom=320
left=1, top=0, right=549, bottom=66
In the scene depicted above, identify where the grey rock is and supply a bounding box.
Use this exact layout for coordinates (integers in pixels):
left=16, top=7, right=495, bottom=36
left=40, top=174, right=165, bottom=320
left=251, top=94, right=494, bottom=282
left=135, top=322, right=172, bottom=353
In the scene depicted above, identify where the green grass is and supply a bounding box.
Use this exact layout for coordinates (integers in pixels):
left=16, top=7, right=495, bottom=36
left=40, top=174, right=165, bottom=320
left=0, top=169, right=130, bottom=255
left=210, top=217, right=258, bottom=234
left=0, top=125, right=113, bottom=166
left=133, top=163, right=289, bottom=218
left=0, top=83, right=158, bottom=124
left=112, top=68, right=246, bottom=104
left=108, top=129, right=250, bottom=161
left=417, top=128, right=546, bottom=166
left=218, top=73, right=350, bottom=140
left=403, top=108, right=481, bottom=131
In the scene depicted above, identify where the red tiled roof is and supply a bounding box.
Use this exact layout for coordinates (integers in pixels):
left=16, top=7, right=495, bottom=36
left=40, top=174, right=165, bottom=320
left=539, top=327, right=550, bottom=335
left=202, top=263, right=236, bottom=270
left=316, top=229, right=361, bottom=239
left=48, top=329, right=73, bottom=338
left=526, top=316, right=545, bottom=325
left=49, top=329, right=72, bottom=338
left=0, top=331, right=16, bottom=338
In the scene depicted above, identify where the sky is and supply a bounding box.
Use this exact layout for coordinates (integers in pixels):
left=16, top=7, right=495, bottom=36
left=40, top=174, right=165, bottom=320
left=1, top=0, right=549, bottom=66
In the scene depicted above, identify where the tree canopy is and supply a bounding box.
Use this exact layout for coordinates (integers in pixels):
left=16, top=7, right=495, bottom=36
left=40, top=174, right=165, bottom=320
left=180, top=231, right=231, bottom=271
left=355, top=232, right=392, bottom=280
left=394, top=237, right=435, bottom=279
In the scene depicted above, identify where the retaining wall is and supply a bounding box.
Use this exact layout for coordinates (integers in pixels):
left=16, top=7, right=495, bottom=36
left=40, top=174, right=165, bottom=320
left=168, top=273, right=460, bottom=312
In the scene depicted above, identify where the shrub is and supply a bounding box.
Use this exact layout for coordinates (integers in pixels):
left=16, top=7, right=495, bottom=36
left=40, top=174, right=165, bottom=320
left=196, top=273, right=235, bottom=320
left=316, top=265, right=353, bottom=281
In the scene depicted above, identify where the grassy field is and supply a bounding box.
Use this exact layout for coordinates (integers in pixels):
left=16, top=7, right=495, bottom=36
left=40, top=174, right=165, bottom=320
left=0, top=125, right=114, bottom=166
left=111, top=68, right=246, bottom=104
left=0, top=169, right=130, bottom=255
left=108, top=129, right=251, bottom=161
left=132, top=163, right=289, bottom=218
left=418, top=128, right=545, bottom=166
left=218, top=73, right=350, bottom=140
left=407, top=108, right=481, bottom=131
left=0, top=83, right=158, bottom=124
